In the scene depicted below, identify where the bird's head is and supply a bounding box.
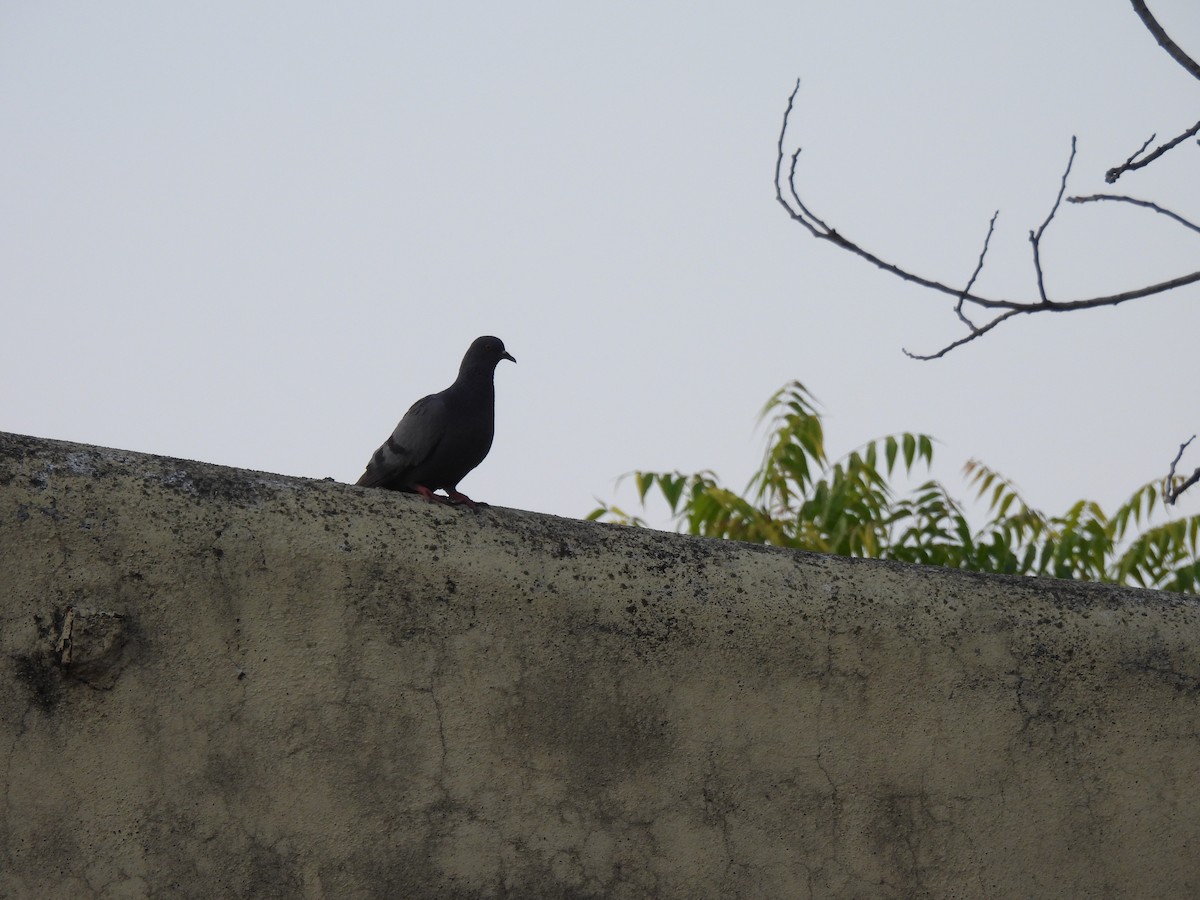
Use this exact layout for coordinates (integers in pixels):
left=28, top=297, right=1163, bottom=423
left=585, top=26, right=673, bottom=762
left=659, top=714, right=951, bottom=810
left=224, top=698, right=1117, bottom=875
left=460, top=336, right=516, bottom=376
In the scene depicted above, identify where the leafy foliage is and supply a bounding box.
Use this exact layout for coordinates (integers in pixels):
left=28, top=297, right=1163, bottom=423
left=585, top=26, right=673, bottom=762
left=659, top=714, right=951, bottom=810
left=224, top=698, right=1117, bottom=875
left=589, top=381, right=1200, bottom=593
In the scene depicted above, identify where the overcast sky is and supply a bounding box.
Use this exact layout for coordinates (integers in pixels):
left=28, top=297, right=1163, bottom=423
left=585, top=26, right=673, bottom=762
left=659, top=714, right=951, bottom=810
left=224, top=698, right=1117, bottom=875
left=3, top=1, right=1198, bottom=530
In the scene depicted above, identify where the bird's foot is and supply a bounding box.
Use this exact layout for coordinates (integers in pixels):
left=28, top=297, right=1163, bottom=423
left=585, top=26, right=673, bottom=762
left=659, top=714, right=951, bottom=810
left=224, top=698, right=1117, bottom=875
left=414, top=485, right=451, bottom=505
left=413, top=486, right=486, bottom=510
left=447, top=491, right=487, bottom=510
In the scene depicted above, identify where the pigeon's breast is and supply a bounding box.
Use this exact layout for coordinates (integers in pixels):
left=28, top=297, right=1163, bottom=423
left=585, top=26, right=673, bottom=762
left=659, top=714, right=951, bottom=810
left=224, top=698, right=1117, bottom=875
left=412, top=397, right=495, bottom=489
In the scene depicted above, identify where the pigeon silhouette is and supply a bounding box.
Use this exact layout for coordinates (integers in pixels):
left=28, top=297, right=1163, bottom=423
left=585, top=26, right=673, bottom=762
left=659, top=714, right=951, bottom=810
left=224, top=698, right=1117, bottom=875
left=356, top=336, right=515, bottom=508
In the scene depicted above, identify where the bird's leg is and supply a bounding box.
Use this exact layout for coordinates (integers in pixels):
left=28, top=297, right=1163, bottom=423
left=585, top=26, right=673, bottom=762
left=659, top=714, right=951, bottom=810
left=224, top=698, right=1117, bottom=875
left=446, top=490, right=486, bottom=510
left=413, top=485, right=450, bottom=504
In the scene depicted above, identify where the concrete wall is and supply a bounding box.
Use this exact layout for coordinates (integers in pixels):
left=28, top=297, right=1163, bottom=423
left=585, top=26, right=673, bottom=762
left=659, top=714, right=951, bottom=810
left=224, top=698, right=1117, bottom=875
left=2, top=431, right=1200, bottom=899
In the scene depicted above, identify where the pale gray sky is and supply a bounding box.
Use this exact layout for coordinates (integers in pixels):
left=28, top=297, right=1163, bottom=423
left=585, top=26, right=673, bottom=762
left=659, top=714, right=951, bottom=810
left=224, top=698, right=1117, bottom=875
left=3, top=1, right=1198, bottom=528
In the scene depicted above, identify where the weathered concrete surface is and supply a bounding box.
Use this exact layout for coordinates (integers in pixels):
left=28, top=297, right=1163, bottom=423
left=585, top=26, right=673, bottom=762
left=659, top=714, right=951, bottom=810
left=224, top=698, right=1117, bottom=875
left=2, top=432, right=1200, bottom=899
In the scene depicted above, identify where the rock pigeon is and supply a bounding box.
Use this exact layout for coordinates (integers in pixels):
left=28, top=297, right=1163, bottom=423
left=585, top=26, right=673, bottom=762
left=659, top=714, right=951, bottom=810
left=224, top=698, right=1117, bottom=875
left=356, top=336, right=516, bottom=508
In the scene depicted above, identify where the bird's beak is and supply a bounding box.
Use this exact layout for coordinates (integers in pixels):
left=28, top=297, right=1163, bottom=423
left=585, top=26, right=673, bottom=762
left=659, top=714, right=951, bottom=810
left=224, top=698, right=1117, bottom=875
left=502, top=351, right=516, bottom=364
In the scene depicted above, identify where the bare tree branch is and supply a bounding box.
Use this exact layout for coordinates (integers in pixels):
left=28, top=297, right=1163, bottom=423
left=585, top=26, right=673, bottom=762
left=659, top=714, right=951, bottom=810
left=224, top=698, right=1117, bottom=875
left=1067, top=193, right=1200, bottom=235
left=1105, top=119, right=1200, bottom=184
left=774, top=81, right=1200, bottom=359
left=955, top=211, right=999, bottom=330
left=1119, top=133, right=1157, bottom=170
left=902, top=309, right=1025, bottom=361
left=774, top=82, right=827, bottom=238
left=1165, top=436, right=1200, bottom=505
left=1030, top=139, right=1077, bottom=303
left=1105, top=1, right=1200, bottom=183
left=905, top=213, right=1002, bottom=358
left=1130, top=0, right=1200, bottom=82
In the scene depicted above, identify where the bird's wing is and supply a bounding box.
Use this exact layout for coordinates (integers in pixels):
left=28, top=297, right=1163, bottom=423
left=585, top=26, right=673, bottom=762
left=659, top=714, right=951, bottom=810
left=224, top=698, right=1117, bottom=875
left=356, top=394, right=447, bottom=488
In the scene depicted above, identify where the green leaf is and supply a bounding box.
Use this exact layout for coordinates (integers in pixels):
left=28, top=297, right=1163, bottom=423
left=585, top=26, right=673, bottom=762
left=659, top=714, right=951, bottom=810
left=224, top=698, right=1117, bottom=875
left=919, top=435, right=934, bottom=465
left=635, top=472, right=658, bottom=501
left=663, top=476, right=686, bottom=512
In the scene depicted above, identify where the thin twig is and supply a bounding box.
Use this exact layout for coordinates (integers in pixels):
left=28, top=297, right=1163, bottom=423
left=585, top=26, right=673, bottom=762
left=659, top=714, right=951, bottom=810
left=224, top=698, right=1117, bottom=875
left=1106, top=119, right=1200, bottom=183
left=1068, top=193, right=1200, bottom=235
left=775, top=80, right=830, bottom=235
left=774, top=82, right=810, bottom=229
left=903, top=308, right=1025, bottom=361
left=1120, top=133, right=1156, bottom=170
left=955, top=211, right=999, bottom=329
left=789, top=149, right=832, bottom=234
left=1165, top=435, right=1200, bottom=505
left=1029, top=138, right=1077, bottom=303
